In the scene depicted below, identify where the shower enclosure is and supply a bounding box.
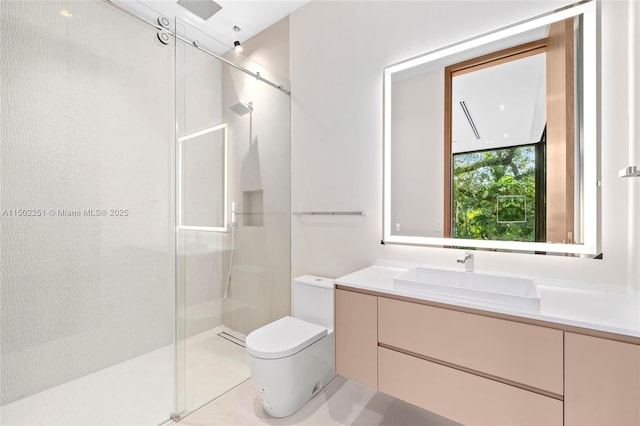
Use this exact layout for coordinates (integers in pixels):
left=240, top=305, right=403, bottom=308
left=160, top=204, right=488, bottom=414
left=0, top=1, right=291, bottom=424
left=174, top=17, right=291, bottom=415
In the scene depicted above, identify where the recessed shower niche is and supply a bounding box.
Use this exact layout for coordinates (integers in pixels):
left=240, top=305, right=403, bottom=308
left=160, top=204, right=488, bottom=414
left=243, top=189, right=264, bottom=227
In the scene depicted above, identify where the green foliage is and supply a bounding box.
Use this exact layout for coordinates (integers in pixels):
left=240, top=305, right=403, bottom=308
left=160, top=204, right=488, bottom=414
left=452, top=146, right=536, bottom=242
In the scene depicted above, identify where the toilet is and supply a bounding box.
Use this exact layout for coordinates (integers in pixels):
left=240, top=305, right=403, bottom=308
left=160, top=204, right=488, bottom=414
left=246, top=275, right=336, bottom=418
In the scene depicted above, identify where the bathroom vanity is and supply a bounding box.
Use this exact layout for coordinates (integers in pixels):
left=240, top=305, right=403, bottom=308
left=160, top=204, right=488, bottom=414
left=335, top=265, right=640, bottom=426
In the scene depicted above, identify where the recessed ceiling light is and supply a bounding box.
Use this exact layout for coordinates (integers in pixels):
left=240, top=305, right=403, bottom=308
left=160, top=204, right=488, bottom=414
left=59, top=9, right=72, bottom=18
left=500, top=104, right=505, bottom=111
left=504, top=133, right=509, bottom=138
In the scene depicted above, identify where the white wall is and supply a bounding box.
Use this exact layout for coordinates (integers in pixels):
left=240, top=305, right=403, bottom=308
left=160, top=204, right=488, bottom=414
left=290, top=1, right=637, bottom=289
left=0, top=1, right=175, bottom=404
left=239, top=17, right=290, bottom=82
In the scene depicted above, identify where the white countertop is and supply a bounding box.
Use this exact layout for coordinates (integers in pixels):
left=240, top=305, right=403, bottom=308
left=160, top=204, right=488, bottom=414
left=335, top=264, right=640, bottom=339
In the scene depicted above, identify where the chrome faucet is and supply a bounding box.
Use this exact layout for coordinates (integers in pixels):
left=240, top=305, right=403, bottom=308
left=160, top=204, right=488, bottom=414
left=457, top=251, right=474, bottom=272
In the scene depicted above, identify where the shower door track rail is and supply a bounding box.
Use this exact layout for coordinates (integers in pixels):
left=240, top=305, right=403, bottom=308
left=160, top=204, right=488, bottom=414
left=186, top=40, right=291, bottom=95
left=104, top=0, right=291, bottom=96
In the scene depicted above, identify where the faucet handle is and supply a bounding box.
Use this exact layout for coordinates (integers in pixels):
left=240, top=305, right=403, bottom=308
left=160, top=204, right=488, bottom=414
left=457, top=251, right=474, bottom=272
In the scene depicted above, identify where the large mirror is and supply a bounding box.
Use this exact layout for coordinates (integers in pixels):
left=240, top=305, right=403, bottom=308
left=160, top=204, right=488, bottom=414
left=383, top=1, right=599, bottom=255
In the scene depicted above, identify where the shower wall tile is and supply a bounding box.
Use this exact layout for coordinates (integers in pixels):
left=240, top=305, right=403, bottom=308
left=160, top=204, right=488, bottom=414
left=1, top=0, right=174, bottom=406
left=184, top=45, right=223, bottom=136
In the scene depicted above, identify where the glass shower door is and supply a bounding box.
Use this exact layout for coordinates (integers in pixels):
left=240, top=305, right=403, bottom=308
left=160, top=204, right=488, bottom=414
left=174, top=18, right=291, bottom=416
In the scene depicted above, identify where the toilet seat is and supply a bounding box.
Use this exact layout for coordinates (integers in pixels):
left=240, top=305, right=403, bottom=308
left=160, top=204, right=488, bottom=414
left=246, top=316, right=327, bottom=359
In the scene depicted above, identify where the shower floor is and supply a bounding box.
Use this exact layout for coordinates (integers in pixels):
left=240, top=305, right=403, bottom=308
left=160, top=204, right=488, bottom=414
left=0, top=328, right=249, bottom=426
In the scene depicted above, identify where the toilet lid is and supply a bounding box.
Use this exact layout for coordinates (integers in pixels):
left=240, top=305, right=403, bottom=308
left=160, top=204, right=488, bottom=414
left=246, top=316, right=327, bottom=359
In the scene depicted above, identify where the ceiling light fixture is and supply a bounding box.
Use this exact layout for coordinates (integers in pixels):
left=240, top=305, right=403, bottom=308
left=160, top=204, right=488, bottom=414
left=59, top=9, right=72, bottom=18
left=232, top=26, right=243, bottom=53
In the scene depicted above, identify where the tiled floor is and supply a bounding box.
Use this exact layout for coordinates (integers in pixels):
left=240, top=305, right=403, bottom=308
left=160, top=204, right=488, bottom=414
left=185, top=330, right=250, bottom=411
left=0, top=329, right=248, bottom=426
left=178, top=376, right=460, bottom=426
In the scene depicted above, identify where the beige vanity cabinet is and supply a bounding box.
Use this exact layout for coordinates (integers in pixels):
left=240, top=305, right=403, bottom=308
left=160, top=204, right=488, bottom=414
left=376, top=296, right=563, bottom=425
left=334, top=288, right=378, bottom=388
left=335, top=286, right=640, bottom=426
left=565, top=333, right=640, bottom=425
left=378, top=297, right=564, bottom=395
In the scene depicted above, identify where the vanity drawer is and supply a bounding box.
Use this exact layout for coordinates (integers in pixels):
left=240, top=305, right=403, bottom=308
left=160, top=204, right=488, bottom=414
left=378, top=347, right=563, bottom=426
left=378, top=297, right=563, bottom=394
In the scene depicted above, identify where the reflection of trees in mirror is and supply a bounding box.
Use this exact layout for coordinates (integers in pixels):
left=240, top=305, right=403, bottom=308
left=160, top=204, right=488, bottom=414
left=497, top=196, right=527, bottom=222
left=452, top=145, right=539, bottom=242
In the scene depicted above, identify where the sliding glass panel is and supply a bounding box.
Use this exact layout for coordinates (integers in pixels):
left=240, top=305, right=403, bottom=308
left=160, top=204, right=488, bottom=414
left=175, top=18, right=291, bottom=416
left=179, top=124, right=228, bottom=231
left=0, top=1, right=174, bottom=424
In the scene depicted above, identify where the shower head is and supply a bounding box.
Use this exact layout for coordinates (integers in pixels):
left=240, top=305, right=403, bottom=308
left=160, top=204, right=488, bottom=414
left=176, top=0, right=222, bottom=21
left=229, top=102, right=253, bottom=116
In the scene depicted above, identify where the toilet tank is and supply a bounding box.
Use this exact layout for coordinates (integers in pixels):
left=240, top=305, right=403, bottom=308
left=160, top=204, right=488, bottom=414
left=292, top=275, right=334, bottom=330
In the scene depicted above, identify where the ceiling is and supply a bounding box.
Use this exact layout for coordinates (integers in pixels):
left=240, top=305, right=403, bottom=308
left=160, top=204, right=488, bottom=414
left=135, top=0, right=308, bottom=49
left=452, top=53, right=547, bottom=154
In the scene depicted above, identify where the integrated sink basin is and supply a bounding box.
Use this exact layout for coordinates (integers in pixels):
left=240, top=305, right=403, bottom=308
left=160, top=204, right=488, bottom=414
left=394, top=267, right=540, bottom=311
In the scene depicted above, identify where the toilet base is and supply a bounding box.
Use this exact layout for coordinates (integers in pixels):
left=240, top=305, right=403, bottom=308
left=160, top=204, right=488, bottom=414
left=248, top=331, right=335, bottom=418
